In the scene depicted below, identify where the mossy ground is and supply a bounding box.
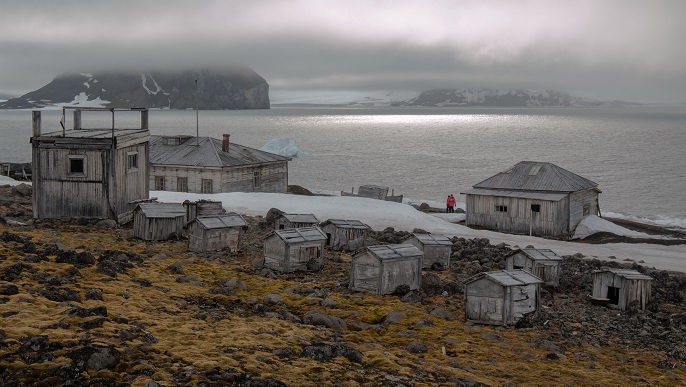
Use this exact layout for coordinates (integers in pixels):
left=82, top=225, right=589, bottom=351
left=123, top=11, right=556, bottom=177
left=0, top=221, right=683, bottom=386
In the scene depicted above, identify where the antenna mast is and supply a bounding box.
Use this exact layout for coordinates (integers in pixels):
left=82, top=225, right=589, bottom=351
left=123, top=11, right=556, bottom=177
left=195, top=79, right=199, bottom=146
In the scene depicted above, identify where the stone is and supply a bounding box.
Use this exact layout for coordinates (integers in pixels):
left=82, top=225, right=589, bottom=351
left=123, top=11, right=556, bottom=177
left=383, top=311, right=406, bottom=325
left=264, top=293, right=283, bottom=305
left=303, top=311, right=347, bottom=330
left=430, top=308, right=458, bottom=321
left=406, top=341, right=428, bottom=353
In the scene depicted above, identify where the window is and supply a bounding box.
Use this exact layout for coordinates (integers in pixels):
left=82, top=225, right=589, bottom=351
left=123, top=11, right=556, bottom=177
left=495, top=205, right=508, bottom=212
left=177, top=177, right=188, bottom=192
left=531, top=204, right=541, bottom=213
left=127, top=152, right=138, bottom=172
left=155, top=176, right=165, bottom=191
left=253, top=171, right=262, bottom=189
left=67, top=155, right=86, bottom=176
left=201, top=179, right=213, bottom=194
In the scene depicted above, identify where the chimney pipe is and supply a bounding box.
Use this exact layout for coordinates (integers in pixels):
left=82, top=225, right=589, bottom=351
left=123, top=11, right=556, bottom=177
left=222, top=134, right=230, bottom=152
left=32, top=111, right=42, bottom=137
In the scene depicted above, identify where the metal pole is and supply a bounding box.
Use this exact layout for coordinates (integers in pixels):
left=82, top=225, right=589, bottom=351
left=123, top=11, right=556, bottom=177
left=195, top=79, right=199, bottom=146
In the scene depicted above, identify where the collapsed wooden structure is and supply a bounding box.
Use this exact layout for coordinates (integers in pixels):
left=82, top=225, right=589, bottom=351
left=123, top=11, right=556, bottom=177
left=273, top=213, right=320, bottom=230
left=464, top=270, right=542, bottom=326
left=183, top=199, right=223, bottom=225
left=349, top=244, right=423, bottom=295
left=263, top=227, right=327, bottom=273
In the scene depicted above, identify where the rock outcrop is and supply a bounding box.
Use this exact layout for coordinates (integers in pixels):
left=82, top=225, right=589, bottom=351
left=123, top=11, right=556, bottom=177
left=0, top=67, right=270, bottom=110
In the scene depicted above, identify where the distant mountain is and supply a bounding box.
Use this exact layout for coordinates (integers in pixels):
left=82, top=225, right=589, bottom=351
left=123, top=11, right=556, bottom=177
left=0, top=68, right=270, bottom=110
left=394, top=89, right=641, bottom=108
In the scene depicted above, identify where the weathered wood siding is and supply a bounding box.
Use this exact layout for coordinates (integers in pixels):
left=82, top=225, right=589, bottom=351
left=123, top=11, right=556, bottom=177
left=133, top=212, right=184, bottom=241
left=511, top=284, right=539, bottom=323
left=275, top=219, right=318, bottom=230
left=149, top=165, right=222, bottom=193
left=188, top=225, right=241, bottom=253
left=506, top=253, right=561, bottom=286
left=465, top=277, right=506, bottom=325
left=592, top=272, right=652, bottom=310
left=321, top=224, right=367, bottom=251
left=263, top=235, right=287, bottom=272
left=569, top=188, right=599, bottom=231
left=350, top=253, right=381, bottom=292
left=184, top=201, right=223, bottom=225
left=379, top=258, right=421, bottom=295
left=465, top=194, right=570, bottom=237
left=113, top=142, right=149, bottom=223
left=418, top=245, right=451, bottom=269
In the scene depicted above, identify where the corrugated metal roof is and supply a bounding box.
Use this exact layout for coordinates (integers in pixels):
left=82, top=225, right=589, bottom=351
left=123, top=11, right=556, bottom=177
left=273, top=227, right=327, bottom=244
left=195, top=214, right=247, bottom=229
left=522, top=248, right=562, bottom=261
left=594, top=268, right=653, bottom=280
left=323, top=219, right=369, bottom=229
left=461, top=188, right=568, bottom=201
left=472, top=161, right=599, bottom=193
left=412, top=233, right=453, bottom=246
left=149, top=135, right=291, bottom=168
left=467, top=270, right=543, bottom=286
left=365, top=244, right=423, bottom=260
left=135, top=203, right=185, bottom=218
left=282, top=213, right=319, bottom=223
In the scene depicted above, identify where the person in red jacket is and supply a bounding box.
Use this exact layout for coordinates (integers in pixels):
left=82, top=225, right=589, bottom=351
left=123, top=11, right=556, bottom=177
left=446, top=194, right=456, bottom=213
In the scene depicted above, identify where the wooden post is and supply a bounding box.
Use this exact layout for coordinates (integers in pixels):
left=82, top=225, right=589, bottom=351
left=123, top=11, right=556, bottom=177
left=140, top=109, right=149, bottom=129
left=32, top=111, right=41, bottom=137
left=73, top=109, right=82, bottom=130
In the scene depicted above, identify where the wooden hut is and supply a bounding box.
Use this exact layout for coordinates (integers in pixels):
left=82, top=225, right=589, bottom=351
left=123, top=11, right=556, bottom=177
left=464, top=270, right=542, bottom=326
left=404, top=233, right=453, bottom=270
left=133, top=203, right=185, bottom=241
left=274, top=213, right=320, bottom=230
left=149, top=134, right=291, bottom=194
left=461, top=161, right=601, bottom=238
left=591, top=269, right=652, bottom=310
left=319, top=219, right=370, bottom=251
left=183, top=199, right=223, bottom=225
left=505, top=248, right=562, bottom=286
left=349, top=244, right=423, bottom=295
left=263, top=227, right=327, bottom=273
left=187, top=214, right=247, bottom=253
left=30, top=108, right=149, bottom=223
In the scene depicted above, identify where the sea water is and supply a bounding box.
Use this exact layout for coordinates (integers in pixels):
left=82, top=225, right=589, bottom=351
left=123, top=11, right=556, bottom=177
left=1, top=106, right=685, bottom=228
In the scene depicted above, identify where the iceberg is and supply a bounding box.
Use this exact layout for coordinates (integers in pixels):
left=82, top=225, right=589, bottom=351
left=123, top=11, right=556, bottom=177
left=259, top=137, right=308, bottom=157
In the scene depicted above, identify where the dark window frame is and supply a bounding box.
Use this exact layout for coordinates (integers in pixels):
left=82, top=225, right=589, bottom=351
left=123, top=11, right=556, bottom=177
left=495, top=205, right=508, bottom=213
left=67, top=155, right=86, bottom=177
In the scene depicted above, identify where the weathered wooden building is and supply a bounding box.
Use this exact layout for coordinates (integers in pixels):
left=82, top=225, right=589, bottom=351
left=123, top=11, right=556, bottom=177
left=274, top=213, right=320, bottom=230
left=464, top=270, right=542, bottom=326
left=183, top=199, right=223, bottom=225
left=133, top=203, right=185, bottom=241
left=591, top=269, right=652, bottom=310
left=462, top=161, right=601, bottom=238
left=319, top=219, right=370, bottom=251
left=263, top=227, right=327, bottom=273
left=505, top=248, right=563, bottom=286
left=341, top=185, right=404, bottom=203
left=149, top=134, right=291, bottom=194
left=349, top=244, right=423, bottom=295
left=187, top=214, right=247, bottom=253
left=30, top=108, right=149, bottom=223
left=404, top=233, right=453, bottom=270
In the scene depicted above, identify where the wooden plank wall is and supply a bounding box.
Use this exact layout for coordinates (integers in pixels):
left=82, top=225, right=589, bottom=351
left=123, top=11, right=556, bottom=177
left=263, top=236, right=287, bottom=271
left=350, top=253, right=381, bottom=293
left=569, top=188, right=599, bottom=230
left=466, top=194, right=569, bottom=237
left=379, top=258, right=421, bottom=295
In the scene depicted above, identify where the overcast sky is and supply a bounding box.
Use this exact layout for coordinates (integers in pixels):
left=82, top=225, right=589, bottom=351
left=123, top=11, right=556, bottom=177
left=1, top=0, right=685, bottom=103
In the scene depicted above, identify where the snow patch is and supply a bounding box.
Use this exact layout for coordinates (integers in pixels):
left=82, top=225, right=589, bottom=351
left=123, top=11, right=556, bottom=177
left=259, top=137, right=308, bottom=157
left=0, top=176, right=31, bottom=186
left=141, top=73, right=163, bottom=95
left=54, top=92, right=110, bottom=108
left=572, top=215, right=653, bottom=240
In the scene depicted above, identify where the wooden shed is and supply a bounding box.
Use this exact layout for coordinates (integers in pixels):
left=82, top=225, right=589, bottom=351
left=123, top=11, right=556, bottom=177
left=464, top=270, right=542, bottom=326
left=319, top=219, right=370, bottom=251
left=263, top=227, right=327, bottom=273
left=505, top=248, right=562, bottom=287
left=133, top=203, right=186, bottom=241
left=462, top=161, right=601, bottom=238
left=187, top=214, right=247, bottom=253
left=404, top=233, right=453, bottom=270
left=30, top=108, right=149, bottom=223
left=349, top=244, right=423, bottom=295
left=591, top=269, right=652, bottom=310
left=274, top=213, right=320, bottom=230
left=183, top=199, right=223, bottom=225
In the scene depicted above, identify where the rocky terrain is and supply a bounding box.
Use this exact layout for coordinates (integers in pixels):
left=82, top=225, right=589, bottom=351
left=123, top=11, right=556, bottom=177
left=0, top=68, right=270, bottom=110
left=0, top=183, right=685, bottom=386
